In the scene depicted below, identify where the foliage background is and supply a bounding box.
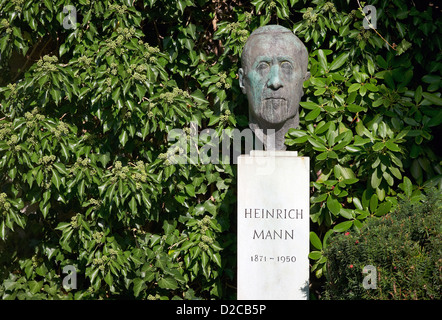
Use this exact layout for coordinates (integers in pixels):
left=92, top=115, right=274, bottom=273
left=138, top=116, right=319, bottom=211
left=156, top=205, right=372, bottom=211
left=0, top=0, right=440, bottom=299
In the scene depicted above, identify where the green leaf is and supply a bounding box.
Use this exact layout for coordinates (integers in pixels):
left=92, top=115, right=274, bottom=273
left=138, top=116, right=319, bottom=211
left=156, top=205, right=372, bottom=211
left=310, top=77, right=326, bottom=87
left=340, top=208, right=354, bottom=219
left=300, top=101, right=319, bottom=109
left=135, top=84, right=146, bottom=100
left=369, top=194, right=378, bottom=213
left=55, top=222, right=71, bottom=231
left=329, top=52, right=349, bottom=71
left=334, top=164, right=356, bottom=180
left=383, top=171, right=394, bottom=186
left=422, top=92, right=442, bottom=106
left=348, top=83, right=360, bottom=93
left=305, top=107, right=321, bottom=121
left=396, top=39, right=412, bottom=55
left=312, top=193, right=327, bottom=204
left=402, top=176, right=413, bottom=197
left=212, top=252, right=221, bottom=267
left=38, top=75, right=49, bottom=88
left=126, top=99, right=135, bottom=112
left=60, top=143, right=69, bottom=160
left=333, top=220, right=353, bottom=232
left=158, top=276, right=178, bottom=290
left=367, top=58, right=375, bottom=75
left=310, top=231, right=322, bottom=250
left=89, top=267, right=100, bottom=287
left=327, top=196, right=342, bottom=216
left=0, top=35, right=9, bottom=54
left=0, top=221, right=6, bottom=240
left=317, top=49, right=328, bottom=71
left=208, top=116, right=220, bottom=126
left=376, top=187, right=386, bottom=202
left=375, top=201, right=392, bottom=216
left=59, top=43, right=68, bottom=57
left=53, top=162, right=68, bottom=175
left=414, top=85, right=423, bottom=103
left=217, top=89, right=226, bottom=102
left=141, top=120, right=150, bottom=140
left=201, top=251, right=208, bottom=268
left=78, top=179, right=85, bottom=199
left=112, top=87, right=121, bottom=102
left=43, top=0, right=53, bottom=11
left=372, top=142, right=385, bottom=152
left=307, top=137, right=327, bottom=152
left=365, top=83, right=378, bottom=92
left=314, top=87, right=326, bottom=96
left=104, top=271, right=113, bottom=286
left=163, top=220, right=175, bottom=235
left=371, top=168, right=382, bottom=188
left=132, top=278, right=146, bottom=297
left=51, top=168, right=62, bottom=190
left=98, top=153, right=111, bottom=168
left=117, top=99, right=124, bottom=110
left=385, top=140, right=401, bottom=152
left=43, top=190, right=51, bottom=204
left=389, top=166, right=402, bottom=180
left=422, top=74, right=441, bottom=84
left=203, top=200, right=217, bottom=215
left=317, top=151, right=328, bottom=161
left=8, top=167, right=17, bottom=180
left=384, top=71, right=395, bottom=89
left=185, top=184, right=195, bottom=197
left=123, top=80, right=132, bottom=97
left=347, top=104, right=365, bottom=113
left=28, top=280, right=43, bottom=294
left=177, top=0, right=187, bottom=14
left=119, top=130, right=128, bottom=147
left=288, top=129, right=308, bottom=138
left=309, top=251, right=322, bottom=260
left=129, top=196, right=137, bottom=214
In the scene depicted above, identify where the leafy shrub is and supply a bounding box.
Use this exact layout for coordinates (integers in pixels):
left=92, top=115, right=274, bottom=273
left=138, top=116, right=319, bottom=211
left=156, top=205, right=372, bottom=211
left=324, top=190, right=441, bottom=300
left=0, top=0, right=440, bottom=299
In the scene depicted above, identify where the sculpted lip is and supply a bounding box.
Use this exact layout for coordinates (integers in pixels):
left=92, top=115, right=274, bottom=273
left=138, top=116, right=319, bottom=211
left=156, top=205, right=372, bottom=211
left=263, top=97, right=286, bottom=100
left=263, top=98, right=287, bottom=110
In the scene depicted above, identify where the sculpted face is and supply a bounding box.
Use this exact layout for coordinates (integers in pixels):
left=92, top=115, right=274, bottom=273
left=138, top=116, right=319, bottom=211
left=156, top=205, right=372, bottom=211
left=239, top=25, right=309, bottom=150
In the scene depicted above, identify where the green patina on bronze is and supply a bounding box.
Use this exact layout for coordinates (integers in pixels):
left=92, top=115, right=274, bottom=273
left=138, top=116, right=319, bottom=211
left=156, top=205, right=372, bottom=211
left=239, top=25, right=310, bottom=150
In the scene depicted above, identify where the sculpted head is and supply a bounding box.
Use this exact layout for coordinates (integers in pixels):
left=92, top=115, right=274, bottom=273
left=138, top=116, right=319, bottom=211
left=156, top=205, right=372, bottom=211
left=239, top=25, right=310, bottom=150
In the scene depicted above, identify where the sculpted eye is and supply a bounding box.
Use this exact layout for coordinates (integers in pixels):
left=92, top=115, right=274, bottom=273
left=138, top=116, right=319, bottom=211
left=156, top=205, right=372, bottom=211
left=280, top=61, right=293, bottom=70
left=257, top=61, right=269, bottom=71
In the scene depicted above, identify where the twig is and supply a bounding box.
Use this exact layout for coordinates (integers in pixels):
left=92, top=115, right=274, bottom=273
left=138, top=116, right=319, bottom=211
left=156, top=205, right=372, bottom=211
left=153, top=20, right=163, bottom=50
left=356, top=0, right=397, bottom=51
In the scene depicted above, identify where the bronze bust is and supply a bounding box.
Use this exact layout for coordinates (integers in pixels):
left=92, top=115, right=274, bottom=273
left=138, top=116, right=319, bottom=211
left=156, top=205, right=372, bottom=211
left=239, top=25, right=310, bottom=150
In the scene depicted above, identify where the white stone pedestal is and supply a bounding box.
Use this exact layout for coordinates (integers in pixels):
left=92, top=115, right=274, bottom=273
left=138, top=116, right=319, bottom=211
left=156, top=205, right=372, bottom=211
left=237, top=151, right=310, bottom=300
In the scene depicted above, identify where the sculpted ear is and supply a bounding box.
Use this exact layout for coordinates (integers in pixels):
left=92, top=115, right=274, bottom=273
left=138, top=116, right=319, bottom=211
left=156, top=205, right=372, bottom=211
left=304, top=71, right=311, bottom=82
left=239, top=68, right=246, bottom=94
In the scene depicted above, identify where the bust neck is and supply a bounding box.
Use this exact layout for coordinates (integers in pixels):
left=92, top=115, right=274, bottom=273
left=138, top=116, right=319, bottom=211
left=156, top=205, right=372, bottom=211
left=249, top=113, right=299, bottom=151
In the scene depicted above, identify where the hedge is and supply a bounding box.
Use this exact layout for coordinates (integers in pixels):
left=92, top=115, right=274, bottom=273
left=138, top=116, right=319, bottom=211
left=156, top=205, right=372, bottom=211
left=324, top=190, right=441, bottom=300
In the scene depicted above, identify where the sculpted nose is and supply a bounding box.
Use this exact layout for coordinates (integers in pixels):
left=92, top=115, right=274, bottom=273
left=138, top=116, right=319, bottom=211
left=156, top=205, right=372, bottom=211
left=267, top=65, right=283, bottom=90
